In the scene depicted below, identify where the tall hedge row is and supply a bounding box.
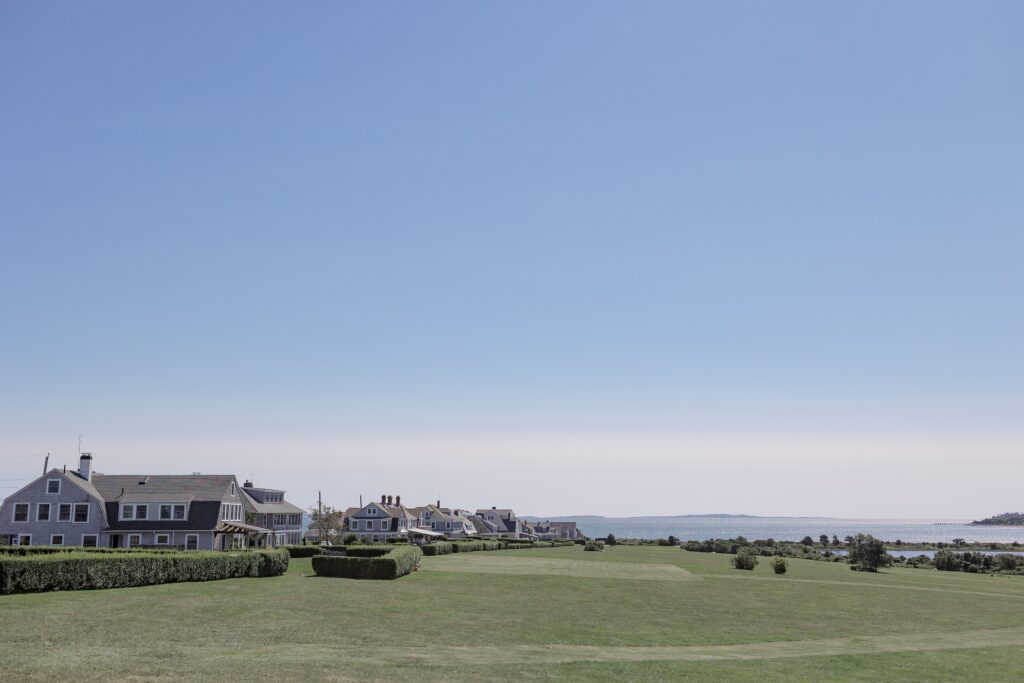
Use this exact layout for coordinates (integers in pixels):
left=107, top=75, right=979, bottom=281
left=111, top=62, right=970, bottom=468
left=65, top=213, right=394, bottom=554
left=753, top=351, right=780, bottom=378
left=421, top=542, right=453, bottom=556
left=0, top=546, right=183, bottom=556
left=0, top=549, right=289, bottom=595
left=281, top=545, right=321, bottom=558
left=312, top=546, right=422, bottom=580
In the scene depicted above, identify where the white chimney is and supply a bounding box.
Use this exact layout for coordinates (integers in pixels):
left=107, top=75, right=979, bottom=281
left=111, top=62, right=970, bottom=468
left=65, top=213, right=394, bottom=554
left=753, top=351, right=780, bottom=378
left=79, top=452, right=93, bottom=481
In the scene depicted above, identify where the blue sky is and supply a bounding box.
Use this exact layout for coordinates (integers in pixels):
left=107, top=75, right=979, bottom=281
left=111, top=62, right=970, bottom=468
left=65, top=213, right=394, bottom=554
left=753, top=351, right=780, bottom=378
left=1, top=3, right=1022, bottom=516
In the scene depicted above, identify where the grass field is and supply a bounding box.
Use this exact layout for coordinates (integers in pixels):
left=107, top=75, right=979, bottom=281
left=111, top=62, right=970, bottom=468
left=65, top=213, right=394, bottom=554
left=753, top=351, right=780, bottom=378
left=3, top=545, right=1024, bottom=681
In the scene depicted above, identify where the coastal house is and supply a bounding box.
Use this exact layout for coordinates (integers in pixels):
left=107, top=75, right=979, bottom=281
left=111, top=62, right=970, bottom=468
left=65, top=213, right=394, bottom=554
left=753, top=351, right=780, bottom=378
left=0, top=453, right=278, bottom=550
left=345, top=495, right=418, bottom=543
left=474, top=507, right=534, bottom=539
left=530, top=520, right=586, bottom=541
left=416, top=503, right=477, bottom=538
left=240, top=480, right=305, bottom=546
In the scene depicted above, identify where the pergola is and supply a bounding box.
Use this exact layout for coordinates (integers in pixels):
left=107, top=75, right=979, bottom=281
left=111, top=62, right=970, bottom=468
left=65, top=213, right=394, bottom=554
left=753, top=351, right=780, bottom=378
left=214, top=521, right=273, bottom=549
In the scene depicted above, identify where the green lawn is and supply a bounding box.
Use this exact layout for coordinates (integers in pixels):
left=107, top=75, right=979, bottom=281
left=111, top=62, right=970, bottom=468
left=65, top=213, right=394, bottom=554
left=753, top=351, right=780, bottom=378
left=2, top=545, right=1024, bottom=681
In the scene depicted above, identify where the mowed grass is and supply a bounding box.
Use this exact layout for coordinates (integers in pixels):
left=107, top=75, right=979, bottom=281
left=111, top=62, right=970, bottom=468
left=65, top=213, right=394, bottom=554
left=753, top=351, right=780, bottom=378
left=2, top=546, right=1024, bottom=681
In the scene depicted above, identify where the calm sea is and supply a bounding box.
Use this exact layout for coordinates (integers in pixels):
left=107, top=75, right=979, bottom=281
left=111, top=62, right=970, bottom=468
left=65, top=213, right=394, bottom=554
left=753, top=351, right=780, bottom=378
left=530, top=516, right=1024, bottom=544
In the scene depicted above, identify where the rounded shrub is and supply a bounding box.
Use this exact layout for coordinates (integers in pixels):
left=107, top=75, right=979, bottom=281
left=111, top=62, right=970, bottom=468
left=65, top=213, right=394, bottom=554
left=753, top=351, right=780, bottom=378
left=732, top=549, right=759, bottom=570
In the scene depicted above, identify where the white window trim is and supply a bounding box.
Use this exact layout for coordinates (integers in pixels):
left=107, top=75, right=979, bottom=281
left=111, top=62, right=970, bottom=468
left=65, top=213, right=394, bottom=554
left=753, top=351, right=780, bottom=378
left=12, top=503, right=29, bottom=523
left=155, top=533, right=171, bottom=545
left=17, top=534, right=31, bottom=546
left=73, top=503, right=90, bottom=523
left=351, top=520, right=359, bottom=530
left=58, top=504, right=72, bottom=522
left=50, top=534, right=64, bottom=546
left=46, top=478, right=61, bottom=495
left=185, top=534, right=199, bottom=550
left=127, top=534, right=142, bottom=548
left=36, top=503, right=51, bottom=522
left=120, top=504, right=148, bottom=521
left=159, top=504, right=187, bottom=520
left=81, top=534, right=98, bottom=548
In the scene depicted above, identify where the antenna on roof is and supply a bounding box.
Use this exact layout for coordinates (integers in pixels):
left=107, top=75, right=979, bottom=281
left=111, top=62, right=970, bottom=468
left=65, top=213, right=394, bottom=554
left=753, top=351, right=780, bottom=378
left=43, top=453, right=49, bottom=475
left=78, top=434, right=82, bottom=457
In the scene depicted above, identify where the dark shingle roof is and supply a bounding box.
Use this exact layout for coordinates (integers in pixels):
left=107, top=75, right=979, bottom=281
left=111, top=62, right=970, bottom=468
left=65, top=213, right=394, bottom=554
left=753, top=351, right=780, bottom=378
left=91, top=474, right=237, bottom=501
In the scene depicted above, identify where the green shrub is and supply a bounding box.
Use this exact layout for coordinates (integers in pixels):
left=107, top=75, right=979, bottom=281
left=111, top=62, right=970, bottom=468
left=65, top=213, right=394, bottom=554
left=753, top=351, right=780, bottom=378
left=282, top=545, right=321, bottom=558
left=771, top=557, right=788, bottom=574
left=732, top=549, right=759, bottom=570
left=450, top=541, right=485, bottom=553
left=341, top=546, right=392, bottom=558
left=312, top=546, right=422, bottom=580
left=0, top=549, right=288, bottom=594
left=584, top=541, right=603, bottom=552
left=421, top=542, right=453, bottom=556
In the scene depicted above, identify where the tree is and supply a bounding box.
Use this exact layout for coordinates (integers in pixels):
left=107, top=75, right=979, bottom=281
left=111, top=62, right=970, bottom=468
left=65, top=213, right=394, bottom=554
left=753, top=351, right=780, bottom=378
left=952, top=538, right=966, bottom=548
left=819, top=534, right=829, bottom=547
left=832, top=534, right=840, bottom=547
left=667, top=535, right=679, bottom=546
left=847, top=534, right=891, bottom=572
left=800, top=536, right=814, bottom=547
left=771, top=557, right=788, bottom=574
left=605, top=533, right=617, bottom=546
left=308, top=505, right=345, bottom=543
left=732, top=548, right=759, bottom=570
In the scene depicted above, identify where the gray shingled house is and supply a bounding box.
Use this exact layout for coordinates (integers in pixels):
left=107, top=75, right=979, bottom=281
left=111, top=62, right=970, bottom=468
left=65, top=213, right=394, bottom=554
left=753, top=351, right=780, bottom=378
left=0, top=453, right=277, bottom=550
left=239, top=480, right=304, bottom=546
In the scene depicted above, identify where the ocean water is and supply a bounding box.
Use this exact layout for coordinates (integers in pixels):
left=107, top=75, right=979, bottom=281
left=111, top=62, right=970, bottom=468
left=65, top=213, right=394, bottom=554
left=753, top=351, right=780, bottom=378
left=535, top=516, right=1024, bottom=544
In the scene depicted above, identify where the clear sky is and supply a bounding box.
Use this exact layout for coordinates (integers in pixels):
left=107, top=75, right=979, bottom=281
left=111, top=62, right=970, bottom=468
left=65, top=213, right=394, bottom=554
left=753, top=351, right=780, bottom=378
left=2, top=2, right=1022, bottom=518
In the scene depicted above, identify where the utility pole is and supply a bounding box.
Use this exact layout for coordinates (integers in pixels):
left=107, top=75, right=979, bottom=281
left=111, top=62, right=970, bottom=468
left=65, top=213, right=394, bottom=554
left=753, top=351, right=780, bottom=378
left=318, top=490, right=323, bottom=518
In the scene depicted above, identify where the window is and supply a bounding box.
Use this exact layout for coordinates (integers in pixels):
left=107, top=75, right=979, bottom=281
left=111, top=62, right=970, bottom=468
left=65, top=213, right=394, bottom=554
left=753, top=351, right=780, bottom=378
left=155, top=534, right=170, bottom=545
left=351, top=520, right=359, bottom=530
left=230, top=482, right=236, bottom=496
left=127, top=534, right=141, bottom=548
left=120, top=504, right=147, bottom=520
left=37, top=503, right=50, bottom=522
left=185, top=534, right=198, bottom=550
left=74, top=503, right=89, bottom=523
left=17, top=535, right=31, bottom=546
left=46, top=479, right=61, bottom=494
left=82, top=535, right=98, bottom=548
left=58, top=504, right=71, bottom=521
left=159, top=504, right=186, bottom=520
left=367, top=507, right=376, bottom=515
left=50, top=534, right=63, bottom=546
left=13, top=503, right=29, bottom=522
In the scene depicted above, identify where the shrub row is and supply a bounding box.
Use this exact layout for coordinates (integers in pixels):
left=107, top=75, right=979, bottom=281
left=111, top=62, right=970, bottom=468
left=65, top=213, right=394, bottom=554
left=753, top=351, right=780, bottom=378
left=312, top=546, right=422, bottom=580
left=281, top=545, right=321, bottom=558
left=0, top=549, right=288, bottom=594
left=0, top=546, right=182, bottom=556
left=421, top=542, right=453, bottom=556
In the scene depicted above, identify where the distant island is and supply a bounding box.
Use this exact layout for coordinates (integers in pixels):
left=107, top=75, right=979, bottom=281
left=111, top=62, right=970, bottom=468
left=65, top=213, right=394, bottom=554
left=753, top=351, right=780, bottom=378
left=970, top=512, right=1024, bottom=526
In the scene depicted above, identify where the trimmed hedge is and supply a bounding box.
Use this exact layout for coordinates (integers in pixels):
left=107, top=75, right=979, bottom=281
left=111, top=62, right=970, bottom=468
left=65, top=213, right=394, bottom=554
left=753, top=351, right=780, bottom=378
left=336, top=546, right=391, bottom=558
left=0, top=549, right=289, bottom=594
left=312, top=546, right=422, bottom=580
left=421, top=542, right=453, bottom=556
left=0, top=546, right=182, bottom=556
left=281, top=545, right=322, bottom=558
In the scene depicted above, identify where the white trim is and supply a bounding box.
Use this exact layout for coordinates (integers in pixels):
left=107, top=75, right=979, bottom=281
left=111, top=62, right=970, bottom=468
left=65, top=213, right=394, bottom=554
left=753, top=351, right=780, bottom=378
left=73, top=503, right=90, bottom=523
left=12, top=503, right=29, bottom=523
left=127, top=534, right=142, bottom=548
left=155, top=533, right=171, bottom=545
left=81, top=534, right=98, bottom=548
left=58, top=503, right=71, bottom=521
left=159, top=503, right=187, bottom=520
left=120, top=503, right=148, bottom=521
left=185, top=534, right=199, bottom=550
left=46, top=478, right=61, bottom=495
left=50, top=534, right=64, bottom=546
left=17, top=534, right=31, bottom=546
left=36, top=503, right=51, bottom=522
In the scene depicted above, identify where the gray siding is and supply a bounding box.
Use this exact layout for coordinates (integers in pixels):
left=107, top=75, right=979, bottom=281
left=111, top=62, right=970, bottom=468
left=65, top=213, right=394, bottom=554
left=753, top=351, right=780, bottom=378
left=0, top=471, right=105, bottom=546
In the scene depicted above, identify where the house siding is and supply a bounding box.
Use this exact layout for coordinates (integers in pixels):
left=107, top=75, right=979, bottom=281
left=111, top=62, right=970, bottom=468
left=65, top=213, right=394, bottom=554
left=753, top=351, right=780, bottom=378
left=0, top=471, right=105, bottom=546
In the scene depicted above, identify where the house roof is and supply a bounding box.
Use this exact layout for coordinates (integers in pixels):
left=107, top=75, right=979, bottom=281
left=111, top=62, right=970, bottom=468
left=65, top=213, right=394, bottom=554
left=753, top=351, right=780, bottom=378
left=91, top=474, right=237, bottom=501
left=240, top=489, right=304, bottom=515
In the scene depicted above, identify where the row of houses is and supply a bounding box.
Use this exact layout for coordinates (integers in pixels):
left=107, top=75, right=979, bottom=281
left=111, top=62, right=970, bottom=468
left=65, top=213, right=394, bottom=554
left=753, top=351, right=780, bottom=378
left=318, top=494, right=586, bottom=544
left=0, top=454, right=304, bottom=550
left=0, top=455, right=586, bottom=550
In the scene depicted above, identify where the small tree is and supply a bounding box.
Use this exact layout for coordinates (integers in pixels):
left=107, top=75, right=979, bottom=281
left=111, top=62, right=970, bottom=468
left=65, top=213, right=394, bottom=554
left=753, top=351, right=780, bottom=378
left=605, top=533, right=617, bottom=546
left=848, top=534, right=891, bottom=572
left=343, top=533, right=357, bottom=545
left=733, top=548, right=759, bottom=570
left=952, top=538, right=966, bottom=548
left=584, top=540, right=603, bottom=552
left=667, top=535, right=679, bottom=546
left=771, top=557, right=788, bottom=574
left=800, top=536, right=814, bottom=547
left=308, top=505, right=345, bottom=543
left=832, top=535, right=840, bottom=547
left=819, top=534, right=829, bottom=547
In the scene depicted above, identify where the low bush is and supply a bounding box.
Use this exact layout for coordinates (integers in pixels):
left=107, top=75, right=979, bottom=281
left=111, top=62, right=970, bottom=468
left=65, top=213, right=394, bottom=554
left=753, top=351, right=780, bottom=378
left=450, top=541, right=485, bottom=553
left=584, top=541, right=603, bottom=552
left=771, top=557, right=788, bottom=574
left=421, top=542, right=453, bottom=556
left=282, top=545, right=321, bottom=558
left=732, top=549, right=759, bottom=570
left=312, top=545, right=422, bottom=580
left=0, top=549, right=288, bottom=594
left=342, top=546, right=392, bottom=558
